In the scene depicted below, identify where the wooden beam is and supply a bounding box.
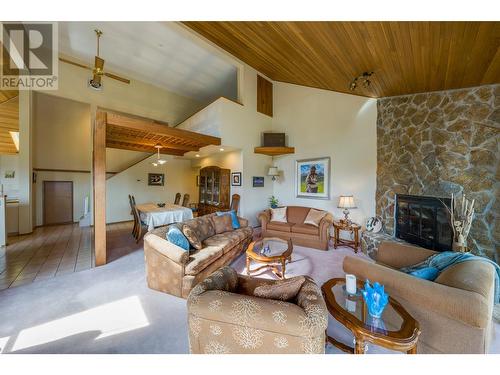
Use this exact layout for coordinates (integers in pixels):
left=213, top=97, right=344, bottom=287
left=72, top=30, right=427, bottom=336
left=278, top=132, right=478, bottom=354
left=105, top=133, right=200, bottom=152
left=93, top=110, right=107, bottom=266
left=105, top=140, right=185, bottom=156
left=105, top=111, right=221, bottom=146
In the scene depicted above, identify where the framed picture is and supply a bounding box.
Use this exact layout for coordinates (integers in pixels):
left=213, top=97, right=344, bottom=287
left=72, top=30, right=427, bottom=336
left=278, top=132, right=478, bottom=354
left=231, top=172, right=242, bottom=186
left=4, top=170, right=15, bottom=179
left=253, top=176, right=264, bottom=187
left=148, top=173, right=164, bottom=186
left=295, top=157, right=330, bottom=200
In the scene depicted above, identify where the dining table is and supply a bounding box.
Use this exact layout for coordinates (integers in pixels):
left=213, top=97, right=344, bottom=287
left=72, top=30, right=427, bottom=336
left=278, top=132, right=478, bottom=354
left=136, top=202, right=193, bottom=231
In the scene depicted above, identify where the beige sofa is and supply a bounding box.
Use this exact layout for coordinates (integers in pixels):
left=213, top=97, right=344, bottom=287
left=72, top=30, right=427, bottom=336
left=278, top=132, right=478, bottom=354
left=187, top=266, right=328, bottom=354
left=343, top=241, right=496, bottom=354
left=258, top=206, right=333, bottom=250
left=144, top=214, right=253, bottom=298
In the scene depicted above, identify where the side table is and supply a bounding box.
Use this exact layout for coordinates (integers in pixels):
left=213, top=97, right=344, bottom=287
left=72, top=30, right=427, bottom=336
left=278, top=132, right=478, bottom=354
left=332, top=221, right=361, bottom=253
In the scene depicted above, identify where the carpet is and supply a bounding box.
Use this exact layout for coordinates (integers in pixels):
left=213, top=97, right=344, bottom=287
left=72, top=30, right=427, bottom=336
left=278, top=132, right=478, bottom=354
left=0, top=244, right=498, bottom=354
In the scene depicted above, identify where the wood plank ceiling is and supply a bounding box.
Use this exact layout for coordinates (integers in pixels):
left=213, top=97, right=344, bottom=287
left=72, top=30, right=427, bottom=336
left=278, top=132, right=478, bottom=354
left=184, top=22, right=500, bottom=98
left=0, top=90, right=19, bottom=155
left=104, top=111, right=221, bottom=156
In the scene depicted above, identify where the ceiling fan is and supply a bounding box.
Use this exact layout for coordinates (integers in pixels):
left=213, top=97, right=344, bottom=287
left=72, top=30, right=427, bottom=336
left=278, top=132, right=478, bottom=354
left=59, top=29, right=130, bottom=90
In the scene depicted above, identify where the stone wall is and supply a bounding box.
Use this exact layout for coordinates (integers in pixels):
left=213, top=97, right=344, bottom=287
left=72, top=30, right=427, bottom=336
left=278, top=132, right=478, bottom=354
left=376, top=84, right=499, bottom=262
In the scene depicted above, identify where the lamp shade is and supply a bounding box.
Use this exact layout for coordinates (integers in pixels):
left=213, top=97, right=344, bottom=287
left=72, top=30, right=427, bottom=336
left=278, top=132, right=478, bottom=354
left=267, top=167, right=279, bottom=176
left=338, top=195, right=356, bottom=209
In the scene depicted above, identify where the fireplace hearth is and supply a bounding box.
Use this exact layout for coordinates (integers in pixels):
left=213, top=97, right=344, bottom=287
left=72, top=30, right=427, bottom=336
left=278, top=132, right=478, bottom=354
left=395, top=194, right=453, bottom=252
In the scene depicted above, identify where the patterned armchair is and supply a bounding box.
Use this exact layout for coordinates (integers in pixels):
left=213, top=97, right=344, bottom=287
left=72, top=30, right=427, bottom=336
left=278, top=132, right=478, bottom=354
left=187, top=266, right=328, bottom=354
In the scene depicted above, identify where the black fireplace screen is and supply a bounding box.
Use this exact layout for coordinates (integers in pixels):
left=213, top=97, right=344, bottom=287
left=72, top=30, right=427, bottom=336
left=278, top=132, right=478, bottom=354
left=395, top=194, right=453, bottom=252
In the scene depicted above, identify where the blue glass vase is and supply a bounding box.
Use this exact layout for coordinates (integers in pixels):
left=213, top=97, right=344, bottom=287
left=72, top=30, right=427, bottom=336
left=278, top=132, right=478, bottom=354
left=361, top=280, right=389, bottom=319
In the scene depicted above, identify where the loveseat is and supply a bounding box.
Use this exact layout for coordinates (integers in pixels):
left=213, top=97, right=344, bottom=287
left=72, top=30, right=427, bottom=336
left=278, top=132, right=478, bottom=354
left=187, top=266, right=328, bottom=354
left=144, top=214, right=253, bottom=298
left=343, top=241, right=496, bottom=354
left=258, top=206, right=333, bottom=250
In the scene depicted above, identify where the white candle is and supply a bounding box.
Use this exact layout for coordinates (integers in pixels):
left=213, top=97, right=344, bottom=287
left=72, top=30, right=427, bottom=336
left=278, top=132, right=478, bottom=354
left=346, top=274, right=357, bottom=295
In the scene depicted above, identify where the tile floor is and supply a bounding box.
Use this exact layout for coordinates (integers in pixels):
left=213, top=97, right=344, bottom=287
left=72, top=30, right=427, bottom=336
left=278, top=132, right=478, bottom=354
left=0, top=221, right=138, bottom=291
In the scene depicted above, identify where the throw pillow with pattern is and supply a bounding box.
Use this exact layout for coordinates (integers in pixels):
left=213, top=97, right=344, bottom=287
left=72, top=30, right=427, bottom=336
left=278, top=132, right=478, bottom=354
left=303, top=208, right=327, bottom=227
left=182, top=224, right=202, bottom=250
left=211, top=215, right=234, bottom=234
left=253, top=275, right=306, bottom=301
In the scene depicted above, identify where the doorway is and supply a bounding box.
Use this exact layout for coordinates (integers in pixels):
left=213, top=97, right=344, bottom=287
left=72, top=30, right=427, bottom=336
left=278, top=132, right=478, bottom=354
left=43, top=181, right=74, bottom=225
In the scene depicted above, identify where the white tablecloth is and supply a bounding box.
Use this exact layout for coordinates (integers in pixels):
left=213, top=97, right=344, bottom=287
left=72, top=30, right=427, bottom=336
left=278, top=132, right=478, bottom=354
left=137, top=203, right=193, bottom=231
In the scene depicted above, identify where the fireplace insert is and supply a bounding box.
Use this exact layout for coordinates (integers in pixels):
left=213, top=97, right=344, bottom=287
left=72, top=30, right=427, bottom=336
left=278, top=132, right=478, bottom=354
left=395, top=194, right=453, bottom=252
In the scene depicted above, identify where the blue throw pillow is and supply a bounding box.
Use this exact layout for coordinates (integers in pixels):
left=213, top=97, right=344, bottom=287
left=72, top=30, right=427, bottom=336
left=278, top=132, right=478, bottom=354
left=216, top=210, right=240, bottom=229
left=166, top=226, right=190, bottom=251
left=410, top=267, right=439, bottom=281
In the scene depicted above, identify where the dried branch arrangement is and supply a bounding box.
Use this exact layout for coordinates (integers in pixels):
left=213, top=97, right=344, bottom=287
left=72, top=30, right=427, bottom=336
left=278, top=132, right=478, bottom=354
left=441, top=193, right=475, bottom=252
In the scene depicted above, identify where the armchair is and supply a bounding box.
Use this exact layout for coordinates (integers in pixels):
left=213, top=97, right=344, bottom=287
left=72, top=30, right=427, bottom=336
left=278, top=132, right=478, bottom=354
left=187, top=266, right=328, bottom=354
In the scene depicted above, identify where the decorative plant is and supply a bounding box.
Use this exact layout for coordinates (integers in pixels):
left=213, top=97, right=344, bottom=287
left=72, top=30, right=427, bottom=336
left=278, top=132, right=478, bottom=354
left=441, top=193, right=475, bottom=252
left=269, top=195, right=279, bottom=209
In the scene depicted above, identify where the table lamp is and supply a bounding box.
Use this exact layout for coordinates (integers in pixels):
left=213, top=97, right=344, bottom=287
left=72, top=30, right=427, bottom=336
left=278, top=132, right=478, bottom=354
left=338, top=195, right=356, bottom=225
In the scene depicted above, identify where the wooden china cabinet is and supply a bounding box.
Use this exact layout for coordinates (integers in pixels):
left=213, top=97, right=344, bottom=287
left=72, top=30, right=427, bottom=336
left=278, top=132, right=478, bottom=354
left=198, top=166, right=230, bottom=216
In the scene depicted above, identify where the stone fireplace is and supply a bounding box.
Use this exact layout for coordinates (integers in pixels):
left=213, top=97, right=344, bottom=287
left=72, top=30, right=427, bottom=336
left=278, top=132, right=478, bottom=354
left=375, top=84, right=499, bottom=262
left=395, top=194, right=453, bottom=252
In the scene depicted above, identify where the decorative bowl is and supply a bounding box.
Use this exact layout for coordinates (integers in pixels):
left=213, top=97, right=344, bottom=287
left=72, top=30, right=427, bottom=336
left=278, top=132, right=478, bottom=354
left=361, top=279, right=389, bottom=319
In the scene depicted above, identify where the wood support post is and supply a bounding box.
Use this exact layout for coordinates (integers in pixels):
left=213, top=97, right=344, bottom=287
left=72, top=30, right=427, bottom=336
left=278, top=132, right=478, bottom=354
left=93, top=110, right=107, bottom=266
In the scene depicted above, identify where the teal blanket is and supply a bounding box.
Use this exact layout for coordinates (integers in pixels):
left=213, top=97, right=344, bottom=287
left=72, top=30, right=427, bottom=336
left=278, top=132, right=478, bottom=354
left=400, top=251, right=500, bottom=304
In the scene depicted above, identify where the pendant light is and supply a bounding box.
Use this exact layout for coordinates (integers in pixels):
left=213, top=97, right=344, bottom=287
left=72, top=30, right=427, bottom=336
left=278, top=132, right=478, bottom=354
left=152, top=144, right=166, bottom=167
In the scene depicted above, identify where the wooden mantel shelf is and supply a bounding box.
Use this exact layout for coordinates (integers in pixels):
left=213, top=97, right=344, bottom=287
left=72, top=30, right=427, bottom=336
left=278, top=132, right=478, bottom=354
left=254, top=146, right=295, bottom=156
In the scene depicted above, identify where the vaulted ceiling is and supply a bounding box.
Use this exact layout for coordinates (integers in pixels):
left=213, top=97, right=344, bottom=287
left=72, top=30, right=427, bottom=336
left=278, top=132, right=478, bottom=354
left=184, top=22, right=500, bottom=98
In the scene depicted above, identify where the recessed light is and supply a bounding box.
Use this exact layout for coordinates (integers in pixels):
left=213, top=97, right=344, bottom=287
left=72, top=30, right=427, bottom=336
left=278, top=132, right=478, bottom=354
left=219, top=148, right=224, bottom=152
left=195, top=154, right=200, bottom=157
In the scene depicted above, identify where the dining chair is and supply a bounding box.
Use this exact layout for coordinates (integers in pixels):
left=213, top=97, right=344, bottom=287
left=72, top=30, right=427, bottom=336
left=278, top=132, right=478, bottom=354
left=128, top=195, right=137, bottom=235
left=174, top=193, right=181, bottom=205
left=230, top=194, right=240, bottom=213
left=182, top=193, right=190, bottom=207
left=131, top=201, right=147, bottom=243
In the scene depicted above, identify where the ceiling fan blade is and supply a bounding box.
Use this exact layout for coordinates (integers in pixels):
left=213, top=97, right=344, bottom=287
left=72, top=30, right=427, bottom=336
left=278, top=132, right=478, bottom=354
left=94, top=56, right=105, bottom=71
left=59, top=57, right=92, bottom=70
left=104, top=72, right=131, bottom=84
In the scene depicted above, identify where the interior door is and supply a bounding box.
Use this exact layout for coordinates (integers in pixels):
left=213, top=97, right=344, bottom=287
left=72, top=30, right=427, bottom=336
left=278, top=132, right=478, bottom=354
left=43, top=181, right=73, bottom=225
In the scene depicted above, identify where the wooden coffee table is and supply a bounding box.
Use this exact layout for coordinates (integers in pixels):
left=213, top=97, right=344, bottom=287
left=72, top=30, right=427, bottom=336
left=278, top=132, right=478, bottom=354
left=332, top=221, right=361, bottom=252
left=321, top=278, right=420, bottom=354
left=246, top=237, right=293, bottom=279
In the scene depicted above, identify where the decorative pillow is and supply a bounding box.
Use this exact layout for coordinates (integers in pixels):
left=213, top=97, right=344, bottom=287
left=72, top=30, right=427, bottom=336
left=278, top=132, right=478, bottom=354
left=410, top=267, right=439, bottom=281
left=182, top=224, right=202, bottom=250
left=304, top=208, right=327, bottom=227
left=270, top=207, right=287, bottom=223
left=216, top=210, right=241, bottom=229
left=166, top=226, right=190, bottom=251
left=253, top=276, right=306, bottom=301
left=212, top=214, right=234, bottom=234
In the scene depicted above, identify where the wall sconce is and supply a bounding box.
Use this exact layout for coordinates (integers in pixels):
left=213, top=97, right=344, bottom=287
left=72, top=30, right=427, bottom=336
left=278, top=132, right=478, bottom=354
left=268, top=166, right=279, bottom=181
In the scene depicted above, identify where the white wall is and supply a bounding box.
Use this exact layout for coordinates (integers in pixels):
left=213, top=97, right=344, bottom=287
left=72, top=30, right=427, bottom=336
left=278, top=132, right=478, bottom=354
left=272, top=82, right=378, bottom=226
left=0, top=155, right=20, bottom=200
left=178, top=67, right=274, bottom=226
left=106, top=154, right=197, bottom=223
left=39, top=62, right=203, bottom=126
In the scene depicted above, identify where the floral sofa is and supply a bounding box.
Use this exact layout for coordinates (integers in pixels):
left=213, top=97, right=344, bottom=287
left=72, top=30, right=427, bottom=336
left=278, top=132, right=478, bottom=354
left=144, top=214, right=253, bottom=298
left=187, top=266, right=328, bottom=354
